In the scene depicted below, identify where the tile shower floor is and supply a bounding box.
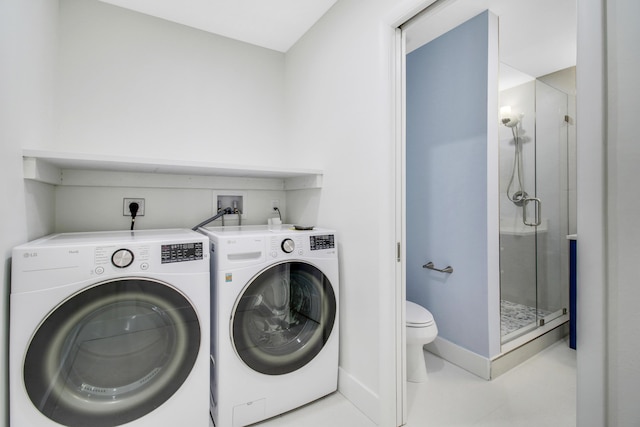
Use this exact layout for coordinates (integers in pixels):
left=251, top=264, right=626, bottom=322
left=500, top=299, right=551, bottom=336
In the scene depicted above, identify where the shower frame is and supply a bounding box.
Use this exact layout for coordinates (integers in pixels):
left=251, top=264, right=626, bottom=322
left=498, top=70, right=574, bottom=347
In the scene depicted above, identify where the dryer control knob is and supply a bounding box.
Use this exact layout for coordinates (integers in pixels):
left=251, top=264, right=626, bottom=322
left=281, top=238, right=295, bottom=253
left=112, top=248, right=134, bottom=268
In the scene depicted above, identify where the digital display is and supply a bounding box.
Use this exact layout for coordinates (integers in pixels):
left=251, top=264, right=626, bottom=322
left=161, top=242, right=204, bottom=263
left=309, top=235, right=335, bottom=251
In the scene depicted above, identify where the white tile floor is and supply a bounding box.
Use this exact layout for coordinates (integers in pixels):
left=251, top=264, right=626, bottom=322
left=255, top=391, right=376, bottom=427
left=406, top=338, right=576, bottom=426
left=257, top=338, right=576, bottom=427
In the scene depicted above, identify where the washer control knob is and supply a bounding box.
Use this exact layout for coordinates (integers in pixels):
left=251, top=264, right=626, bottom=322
left=112, top=248, right=134, bottom=268
left=281, top=238, right=295, bottom=254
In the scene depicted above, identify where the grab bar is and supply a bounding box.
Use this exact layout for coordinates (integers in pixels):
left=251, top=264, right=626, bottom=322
left=423, top=261, right=453, bottom=274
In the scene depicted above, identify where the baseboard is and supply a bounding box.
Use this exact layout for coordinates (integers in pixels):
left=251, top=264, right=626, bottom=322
left=425, top=321, right=570, bottom=381
left=490, top=321, right=569, bottom=379
left=337, top=367, right=379, bottom=424
left=425, top=337, right=491, bottom=380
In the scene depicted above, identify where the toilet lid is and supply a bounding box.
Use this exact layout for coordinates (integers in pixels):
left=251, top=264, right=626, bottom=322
left=406, top=301, right=434, bottom=326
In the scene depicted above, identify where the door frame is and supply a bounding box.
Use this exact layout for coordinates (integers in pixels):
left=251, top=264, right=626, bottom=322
left=393, top=25, right=408, bottom=426
left=391, top=1, right=605, bottom=426
left=390, top=1, right=501, bottom=425
left=390, top=3, right=440, bottom=426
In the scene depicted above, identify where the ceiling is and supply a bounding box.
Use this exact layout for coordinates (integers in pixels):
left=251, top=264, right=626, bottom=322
left=98, top=0, right=576, bottom=80
left=404, top=0, right=577, bottom=80
left=98, top=0, right=338, bottom=52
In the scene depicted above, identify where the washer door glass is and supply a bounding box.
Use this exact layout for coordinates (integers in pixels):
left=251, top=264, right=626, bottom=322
left=24, top=278, right=201, bottom=427
left=232, top=261, right=336, bottom=375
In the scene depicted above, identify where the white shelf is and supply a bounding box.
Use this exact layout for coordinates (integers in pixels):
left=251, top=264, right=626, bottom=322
left=22, top=149, right=323, bottom=191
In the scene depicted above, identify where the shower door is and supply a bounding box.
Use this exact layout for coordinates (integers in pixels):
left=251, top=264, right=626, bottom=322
left=499, top=66, right=571, bottom=344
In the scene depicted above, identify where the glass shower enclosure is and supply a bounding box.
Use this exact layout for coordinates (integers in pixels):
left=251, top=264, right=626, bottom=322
left=498, top=64, right=575, bottom=344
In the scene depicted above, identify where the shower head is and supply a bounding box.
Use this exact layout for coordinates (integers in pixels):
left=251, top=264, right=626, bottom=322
left=500, top=106, right=522, bottom=128
left=501, top=113, right=520, bottom=128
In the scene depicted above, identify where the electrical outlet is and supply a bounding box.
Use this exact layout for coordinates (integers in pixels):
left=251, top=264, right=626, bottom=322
left=271, top=199, right=280, bottom=210
left=123, top=198, right=145, bottom=216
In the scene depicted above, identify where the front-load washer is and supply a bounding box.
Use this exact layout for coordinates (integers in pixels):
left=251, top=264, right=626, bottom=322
left=10, top=229, right=210, bottom=427
left=198, top=225, right=339, bottom=427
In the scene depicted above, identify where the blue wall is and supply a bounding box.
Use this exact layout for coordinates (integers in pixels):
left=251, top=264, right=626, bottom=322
left=406, top=11, right=492, bottom=357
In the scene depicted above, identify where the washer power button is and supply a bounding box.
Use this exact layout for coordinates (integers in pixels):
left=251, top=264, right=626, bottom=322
left=112, top=249, right=134, bottom=268
left=281, top=238, right=295, bottom=253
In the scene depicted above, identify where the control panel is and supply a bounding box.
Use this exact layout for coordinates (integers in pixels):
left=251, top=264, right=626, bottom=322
left=95, top=241, right=204, bottom=275
left=161, top=242, right=204, bottom=264
left=268, top=233, right=336, bottom=259
left=310, top=235, right=335, bottom=251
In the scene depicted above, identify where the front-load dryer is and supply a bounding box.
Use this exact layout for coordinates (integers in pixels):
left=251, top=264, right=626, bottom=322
left=198, top=225, right=339, bottom=427
left=10, top=229, right=210, bottom=427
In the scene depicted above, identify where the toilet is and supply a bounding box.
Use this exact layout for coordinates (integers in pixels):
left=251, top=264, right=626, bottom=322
left=406, top=300, right=438, bottom=382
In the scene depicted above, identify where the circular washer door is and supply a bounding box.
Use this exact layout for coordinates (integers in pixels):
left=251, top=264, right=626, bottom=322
left=232, top=261, right=336, bottom=375
left=24, top=278, right=201, bottom=427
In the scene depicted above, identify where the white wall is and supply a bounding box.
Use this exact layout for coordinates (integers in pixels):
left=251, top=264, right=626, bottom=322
left=25, top=181, right=56, bottom=239
left=576, top=0, right=640, bottom=424
left=55, top=0, right=288, bottom=168
left=54, top=186, right=287, bottom=232
left=576, top=0, right=607, bottom=424
left=605, top=0, right=640, bottom=424
left=46, top=0, right=295, bottom=233
left=0, top=0, right=58, bottom=423
left=284, top=0, right=399, bottom=423
left=37, top=0, right=295, bottom=228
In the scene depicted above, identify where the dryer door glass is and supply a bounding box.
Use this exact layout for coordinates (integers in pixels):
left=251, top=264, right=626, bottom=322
left=23, top=278, right=201, bottom=427
left=232, top=261, right=337, bottom=375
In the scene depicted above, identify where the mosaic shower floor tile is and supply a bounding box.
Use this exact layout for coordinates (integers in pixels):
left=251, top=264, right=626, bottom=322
left=501, top=300, right=551, bottom=336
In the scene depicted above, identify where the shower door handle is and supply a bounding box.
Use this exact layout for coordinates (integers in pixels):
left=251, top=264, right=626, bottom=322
left=522, top=197, right=542, bottom=227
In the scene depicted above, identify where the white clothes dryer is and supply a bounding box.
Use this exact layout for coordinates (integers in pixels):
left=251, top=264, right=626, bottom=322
left=10, top=229, right=210, bottom=427
left=198, top=225, right=339, bottom=427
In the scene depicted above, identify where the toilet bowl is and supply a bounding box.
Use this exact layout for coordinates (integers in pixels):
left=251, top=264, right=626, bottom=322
left=406, top=300, right=438, bottom=383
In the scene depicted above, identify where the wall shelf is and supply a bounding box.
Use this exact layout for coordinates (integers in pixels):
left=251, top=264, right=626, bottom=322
left=23, top=149, right=323, bottom=191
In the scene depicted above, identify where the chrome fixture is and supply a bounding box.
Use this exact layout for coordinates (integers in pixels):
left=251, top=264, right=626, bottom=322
left=422, top=261, right=453, bottom=274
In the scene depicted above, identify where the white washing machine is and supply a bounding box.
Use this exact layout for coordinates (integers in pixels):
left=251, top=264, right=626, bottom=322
left=198, top=225, right=339, bottom=427
left=10, top=229, right=210, bottom=427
